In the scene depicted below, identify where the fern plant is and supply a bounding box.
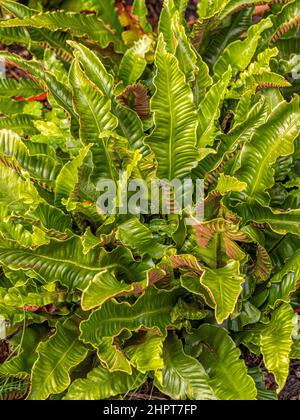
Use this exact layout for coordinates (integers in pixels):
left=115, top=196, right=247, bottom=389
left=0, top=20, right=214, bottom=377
left=0, top=0, right=299, bottom=400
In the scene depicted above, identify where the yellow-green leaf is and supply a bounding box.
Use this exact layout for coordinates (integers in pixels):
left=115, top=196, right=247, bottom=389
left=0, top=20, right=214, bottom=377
left=260, top=303, right=296, bottom=391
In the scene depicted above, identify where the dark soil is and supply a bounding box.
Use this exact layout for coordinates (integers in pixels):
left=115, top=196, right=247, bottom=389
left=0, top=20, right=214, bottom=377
left=0, top=339, right=10, bottom=364
left=126, top=0, right=198, bottom=30
left=279, top=361, right=300, bottom=400
left=126, top=380, right=170, bottom=400
left=0, top=43, right=32, bottom=79
left=242, top=346, right=300, bottom=400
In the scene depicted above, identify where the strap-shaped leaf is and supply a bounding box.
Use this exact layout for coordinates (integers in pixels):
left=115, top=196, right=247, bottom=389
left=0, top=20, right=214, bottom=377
left=235, top=202, right=300, bottom=235
left=277, top=37, right=300, bottom=58
left=169, top=253, right=203, bottom=274
left=82, top=270, right=137, bottom=311
left=0, top=26, right=30, bottom=46
left=81, top=249, right=158, bottom=310
left=200, top=260, right=245, bottom=324
left=188, top=324, right=257, bottom=400
left=29, top=202, right=72, bottom=234
left=0, top=77, right=42, bottom=98
left=97, top=337, right=132, bottom=374
left=116, top=217, right=167, bottom=259
left=172, top=12, right=198, bottom=82
left=158, top=0, right=177, bottom=53
left=0, top=8, right=120, bottom=50
left=118, top=36, right=152, bottom=86
left=132, top=0, right=153, bottom=32
left=270, top=248, right=300, bottom=288
left=219, top=0, right=275, bottom=20
left=204, top=8, right=253, bottom=66
left=197, top=98, right=268, bottom=178
left=1, top=1, right=73, bottom=60
left=69, top=42, right=144, bottom=150
left=266, top=273, right=297, bottom=310
left=69, top=60, right=118, bottom=144
left=248, top=238, right=272, bottom=283
left=0, top=1, right=40, bottom=19
left=0, top=237, right=151, bottom=291
left=64, top=365, right=146, bottom=400
left=259, top=0, right=300, bottom=49
left=233, top=98, right=300, bottom=205
left=0, top=130, right=61, bottom=184
left=180, top=273, right=216, bottom=308
left=0, top=98, right=24, bottom=116
left=171, top=298, right=208, bottom=322
left=197, top=68, right=231, bottom=149
left=0, top=114, right=38, bottom=133
left=125, top=333, right=164, bottom=378
left=0, top=208, right=48, bottom=248
left=267, top=246, right=300, bottom=309
left=191, top=218, right=247, bottom=265
left=0, top=236, right=99, bottom=290
left=0, top=160, right=41, bottom=214
left=214, top=18, right=272, bottom=79
left=28, top=318, right=88, bottom=400
left=291, top=339, right=300, bottom=359
left=80, top=287, right=179, bottom=347
left=194, top=54, right=212, bottom=105
left=197, top=0, right=228, bottom=19
left=69, top=61, right=119, bottom=181
left=216, top=174, right=246, bottom=194
left=0, top=52, right=76, bottom=121
left=159, top=1, right=198, bottom=82
left=146, top=35, right=198, bottom=180
left=81, top=0, right=123, bottom=36
left=239, top=71, right=291, bottom=95
left=0, top=324, right=48, bottom=376
left=55, top=146, right=91, bottom=209
left=30, top=29, right=73, bottom=62
left=154, top=334, right=216, bottom=400
left=174, top=0, right=189, bottom=17
left=260, top=303, right=295, bottom=391
left=2, top=284, right=76, bottom=309
left=0, top=264, right=29, bottom=287
left=0, top=201, right=70, bottom=247
left=68, top=43, right=114, bottom=96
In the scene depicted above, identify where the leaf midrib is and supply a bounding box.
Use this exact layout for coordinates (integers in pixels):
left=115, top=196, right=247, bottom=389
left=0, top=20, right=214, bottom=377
left=30, top=336, right=84, bottom=400
left=0, top=248, right=135, bottom=277
left=247, top=117, right=299, bottom=199
left=166, top=60, right=174, bottom=181
left=79, top=79, right=116, bottom=182
left=96, top=306, right=172, bottom=326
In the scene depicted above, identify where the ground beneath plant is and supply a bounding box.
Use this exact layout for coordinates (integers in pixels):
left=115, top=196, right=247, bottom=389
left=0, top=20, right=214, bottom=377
left=279, top=362, right=300, bottom=400
left=1, top=338, right=299, bottom=400
left=0, top=340, right=10, bottom=364
left=125, top=0, right=198, bottom=29
left=242, top=346, right=300, bottom=400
